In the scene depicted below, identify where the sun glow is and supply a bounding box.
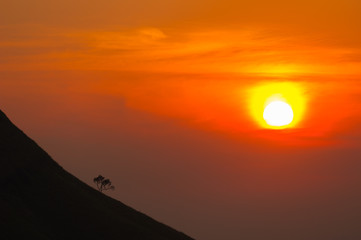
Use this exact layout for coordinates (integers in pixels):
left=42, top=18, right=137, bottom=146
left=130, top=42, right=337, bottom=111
left=248, top=82, right=306, bottom=129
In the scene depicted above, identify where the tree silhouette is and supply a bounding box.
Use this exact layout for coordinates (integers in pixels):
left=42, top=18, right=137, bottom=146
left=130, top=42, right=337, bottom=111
left=93, top=175, right=115, bottom=192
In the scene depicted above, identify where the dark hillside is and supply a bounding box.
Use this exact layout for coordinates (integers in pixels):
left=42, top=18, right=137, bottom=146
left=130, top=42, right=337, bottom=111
left=0, top=110, right=194, bottom=240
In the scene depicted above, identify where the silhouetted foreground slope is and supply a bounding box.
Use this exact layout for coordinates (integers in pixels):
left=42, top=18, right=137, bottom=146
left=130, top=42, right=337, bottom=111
left=0, top=110, right=194, bottom=240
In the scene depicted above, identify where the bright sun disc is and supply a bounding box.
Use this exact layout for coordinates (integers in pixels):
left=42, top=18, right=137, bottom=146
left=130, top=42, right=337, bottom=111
left=263, top=101, right=293, bottom=127
left=247, top=82, right=306, bottom=129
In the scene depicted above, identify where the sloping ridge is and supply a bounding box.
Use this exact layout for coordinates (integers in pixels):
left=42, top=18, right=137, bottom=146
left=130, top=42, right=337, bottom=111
left=0, top=110, right=194, bottom=240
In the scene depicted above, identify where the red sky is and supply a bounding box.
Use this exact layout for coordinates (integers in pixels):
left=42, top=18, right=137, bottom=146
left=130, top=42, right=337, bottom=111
left=1, top=1, right=361, bottom=239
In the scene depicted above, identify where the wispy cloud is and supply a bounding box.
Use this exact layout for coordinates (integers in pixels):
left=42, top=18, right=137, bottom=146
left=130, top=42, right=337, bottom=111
left=1, top=25, right=361, bottom=75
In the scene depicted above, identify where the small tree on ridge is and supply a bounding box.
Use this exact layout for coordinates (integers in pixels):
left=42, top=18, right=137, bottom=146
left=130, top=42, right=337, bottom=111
left=93, top=175, right=115, bottom=192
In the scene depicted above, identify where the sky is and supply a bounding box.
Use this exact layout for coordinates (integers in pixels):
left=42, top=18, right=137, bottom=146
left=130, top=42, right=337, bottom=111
left=1, top=1, right=361, bottom=239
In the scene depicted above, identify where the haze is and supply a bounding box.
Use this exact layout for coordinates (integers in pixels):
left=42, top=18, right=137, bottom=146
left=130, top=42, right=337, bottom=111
left=1, top=1, right=361, bottom=239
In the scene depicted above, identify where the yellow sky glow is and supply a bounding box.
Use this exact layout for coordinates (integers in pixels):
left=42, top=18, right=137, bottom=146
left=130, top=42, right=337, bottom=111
left=248, top=82, right=307, bottom=129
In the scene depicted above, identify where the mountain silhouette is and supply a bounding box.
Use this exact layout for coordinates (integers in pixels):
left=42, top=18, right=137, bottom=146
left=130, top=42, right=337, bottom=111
left=0, top=110, right=194, bottom=240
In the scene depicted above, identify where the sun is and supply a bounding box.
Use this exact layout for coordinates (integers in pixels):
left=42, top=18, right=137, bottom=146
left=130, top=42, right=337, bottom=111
left=263, top=100, right=293, bottom=127
left=247, top=82, right=306, bottom=129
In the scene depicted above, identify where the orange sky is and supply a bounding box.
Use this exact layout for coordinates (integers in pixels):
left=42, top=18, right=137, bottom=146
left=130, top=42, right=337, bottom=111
left=2, top=25, right=361, bottom=145
left=1, top=1, right=361, bottom=239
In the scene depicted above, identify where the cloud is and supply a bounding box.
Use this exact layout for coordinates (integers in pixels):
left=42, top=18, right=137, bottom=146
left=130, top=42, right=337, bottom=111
left=1, top=25, right=361, bottom=75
